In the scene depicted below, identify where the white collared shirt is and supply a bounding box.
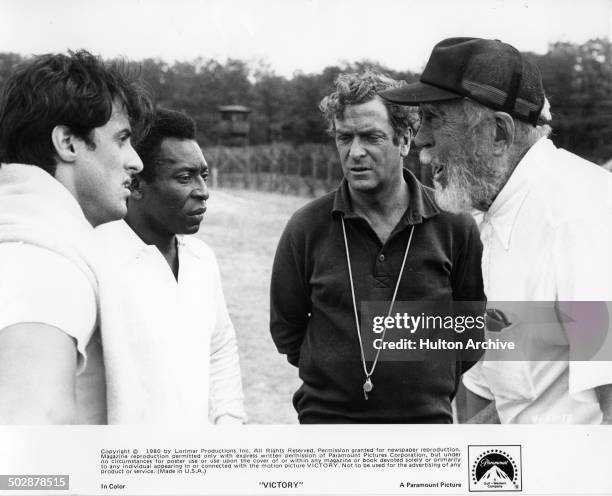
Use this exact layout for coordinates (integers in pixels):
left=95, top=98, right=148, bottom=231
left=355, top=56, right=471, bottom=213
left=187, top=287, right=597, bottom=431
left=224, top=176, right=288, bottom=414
left=95, top=220, right=246, bottom=424
left=463, top=138, right=612, bottom=423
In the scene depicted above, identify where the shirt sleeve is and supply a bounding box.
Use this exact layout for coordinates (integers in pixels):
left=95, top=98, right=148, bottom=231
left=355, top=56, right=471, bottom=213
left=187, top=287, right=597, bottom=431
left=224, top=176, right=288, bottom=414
left=269, top=218, right=311, bottom=367
left=208, top=252, right=247, bottom=424
left=462, top=361, right=494, bottom=400
left=0, top=243, right=97, bottom=374
left=554, top=216, right=612, bottom=402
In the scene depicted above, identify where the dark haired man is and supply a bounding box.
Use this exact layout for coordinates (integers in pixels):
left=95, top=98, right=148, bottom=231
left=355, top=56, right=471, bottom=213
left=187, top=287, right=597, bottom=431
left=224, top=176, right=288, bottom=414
left=95, top=108, right=246, bottom=424
left=270, top=72, right=486, bottom=423
left=0, top=50, right=152, bottom=423
left=380, top=37, right=612, bottom=424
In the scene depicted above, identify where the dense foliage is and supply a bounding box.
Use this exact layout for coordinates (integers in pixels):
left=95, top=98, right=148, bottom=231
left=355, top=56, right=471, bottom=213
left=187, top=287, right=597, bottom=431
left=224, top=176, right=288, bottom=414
left=0, top=38, right=610, bottom=163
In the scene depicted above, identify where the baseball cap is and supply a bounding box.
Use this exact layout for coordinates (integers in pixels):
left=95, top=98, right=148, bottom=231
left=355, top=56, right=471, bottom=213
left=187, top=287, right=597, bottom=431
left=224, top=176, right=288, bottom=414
left=379, top=37, right=545, bottom=125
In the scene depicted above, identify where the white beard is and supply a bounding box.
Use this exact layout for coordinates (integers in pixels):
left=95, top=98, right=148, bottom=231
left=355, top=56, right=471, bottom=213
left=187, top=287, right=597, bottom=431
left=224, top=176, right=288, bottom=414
left=421, top=148, right=477, bottom=213
left=433, top=178, right=474, bottom=213
left=421, top=147, right=509, bottom=214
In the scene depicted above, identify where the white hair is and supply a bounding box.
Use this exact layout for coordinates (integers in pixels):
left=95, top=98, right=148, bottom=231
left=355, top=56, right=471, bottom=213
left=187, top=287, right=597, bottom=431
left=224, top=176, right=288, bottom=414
left=513, top=97, right=552, bottom=150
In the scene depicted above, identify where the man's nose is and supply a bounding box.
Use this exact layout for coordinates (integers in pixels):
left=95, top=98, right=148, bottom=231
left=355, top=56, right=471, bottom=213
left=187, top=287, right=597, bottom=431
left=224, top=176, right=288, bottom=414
left=414, top=124, right=432, bottom=149
left=192, top=176, right=209, bottom=200
left=348, top=137, right=366, bottom=159
left=127, top=146, right=144, bottom=174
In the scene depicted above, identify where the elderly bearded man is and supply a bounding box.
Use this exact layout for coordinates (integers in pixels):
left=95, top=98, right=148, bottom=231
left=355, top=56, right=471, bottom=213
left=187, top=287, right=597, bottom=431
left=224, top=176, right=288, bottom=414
left=380, top=37, right=612, bottom=424
left=270, top=72, right=486, bottom=424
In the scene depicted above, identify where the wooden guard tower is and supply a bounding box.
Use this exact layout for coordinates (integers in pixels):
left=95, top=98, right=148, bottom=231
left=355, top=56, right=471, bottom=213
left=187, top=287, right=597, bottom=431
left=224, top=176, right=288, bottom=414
left=216, top=105, right=251, bottom=146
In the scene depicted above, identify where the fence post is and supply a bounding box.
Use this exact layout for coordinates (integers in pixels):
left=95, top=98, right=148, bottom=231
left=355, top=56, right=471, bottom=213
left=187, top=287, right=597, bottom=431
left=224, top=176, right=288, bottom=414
left=212, top=145, right=222, bottom=189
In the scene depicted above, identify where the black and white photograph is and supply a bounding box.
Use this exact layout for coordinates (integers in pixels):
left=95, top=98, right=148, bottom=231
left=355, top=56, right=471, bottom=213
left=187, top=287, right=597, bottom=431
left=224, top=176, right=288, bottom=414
left=0, top=0, right=611, bottom=494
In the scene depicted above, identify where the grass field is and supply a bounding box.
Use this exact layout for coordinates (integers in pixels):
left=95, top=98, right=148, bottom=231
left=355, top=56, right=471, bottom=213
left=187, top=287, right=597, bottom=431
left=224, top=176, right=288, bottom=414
left=196, top=187, right=311, bottom=424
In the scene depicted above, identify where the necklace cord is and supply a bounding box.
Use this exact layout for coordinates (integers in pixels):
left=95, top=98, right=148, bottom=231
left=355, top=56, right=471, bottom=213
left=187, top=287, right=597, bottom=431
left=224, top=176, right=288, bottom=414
left=341, top=216, right=368, bottom=377
left=341, top=215, right=415, bottom=379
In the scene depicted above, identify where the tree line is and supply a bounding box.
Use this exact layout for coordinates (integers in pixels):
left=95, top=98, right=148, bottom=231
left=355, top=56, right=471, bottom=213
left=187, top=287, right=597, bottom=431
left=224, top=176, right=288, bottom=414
left=0, top=38, right=610, bottom=164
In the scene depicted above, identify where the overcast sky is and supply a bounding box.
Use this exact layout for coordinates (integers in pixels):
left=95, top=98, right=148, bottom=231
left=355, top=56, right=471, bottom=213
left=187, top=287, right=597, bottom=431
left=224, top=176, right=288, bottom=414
left=1, top=0, right=610, bottom=77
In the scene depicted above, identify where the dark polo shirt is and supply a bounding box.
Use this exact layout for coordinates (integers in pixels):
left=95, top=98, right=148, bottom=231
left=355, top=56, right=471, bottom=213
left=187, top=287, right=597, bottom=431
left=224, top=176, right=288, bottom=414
left=270, top=169, right=485, bottom=423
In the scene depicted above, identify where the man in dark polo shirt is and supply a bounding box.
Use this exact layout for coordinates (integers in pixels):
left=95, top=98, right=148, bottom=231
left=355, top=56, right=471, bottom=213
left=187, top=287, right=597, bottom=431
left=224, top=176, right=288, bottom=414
left=270, top=71, right=485, bottom=423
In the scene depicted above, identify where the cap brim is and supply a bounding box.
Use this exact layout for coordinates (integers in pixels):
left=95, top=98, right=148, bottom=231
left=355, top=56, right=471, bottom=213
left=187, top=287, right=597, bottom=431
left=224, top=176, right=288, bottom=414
left=378, top=81, right=461, bottom=104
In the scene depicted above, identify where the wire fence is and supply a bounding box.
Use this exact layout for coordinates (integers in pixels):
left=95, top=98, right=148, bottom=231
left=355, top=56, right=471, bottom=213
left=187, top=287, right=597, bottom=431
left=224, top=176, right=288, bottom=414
left=208, top=143, right=429, bottom=197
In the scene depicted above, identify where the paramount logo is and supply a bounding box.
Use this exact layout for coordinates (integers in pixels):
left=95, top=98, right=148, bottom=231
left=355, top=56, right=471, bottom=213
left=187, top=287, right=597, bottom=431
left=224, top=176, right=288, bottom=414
left=468, top=445, right=522, bottom=492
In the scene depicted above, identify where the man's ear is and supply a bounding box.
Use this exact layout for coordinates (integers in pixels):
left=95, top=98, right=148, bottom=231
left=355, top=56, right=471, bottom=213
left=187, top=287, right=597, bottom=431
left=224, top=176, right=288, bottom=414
left=492, top=112, right=515, bottom=156
left=51, top=125, right=77, bottom=163
left=400, top=128, right=412, bottom=158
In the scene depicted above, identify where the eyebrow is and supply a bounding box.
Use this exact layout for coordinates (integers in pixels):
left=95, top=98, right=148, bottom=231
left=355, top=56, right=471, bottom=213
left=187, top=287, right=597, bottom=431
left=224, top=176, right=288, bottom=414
left=335, top=127, right=385, bottom=135
left=165, top=161, right=208, bottom=172
left=114, top=127, right=132, bottom=138
left=425, top=102, right=459, bottom=120
left=420, top=104, right=442, bottom=115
